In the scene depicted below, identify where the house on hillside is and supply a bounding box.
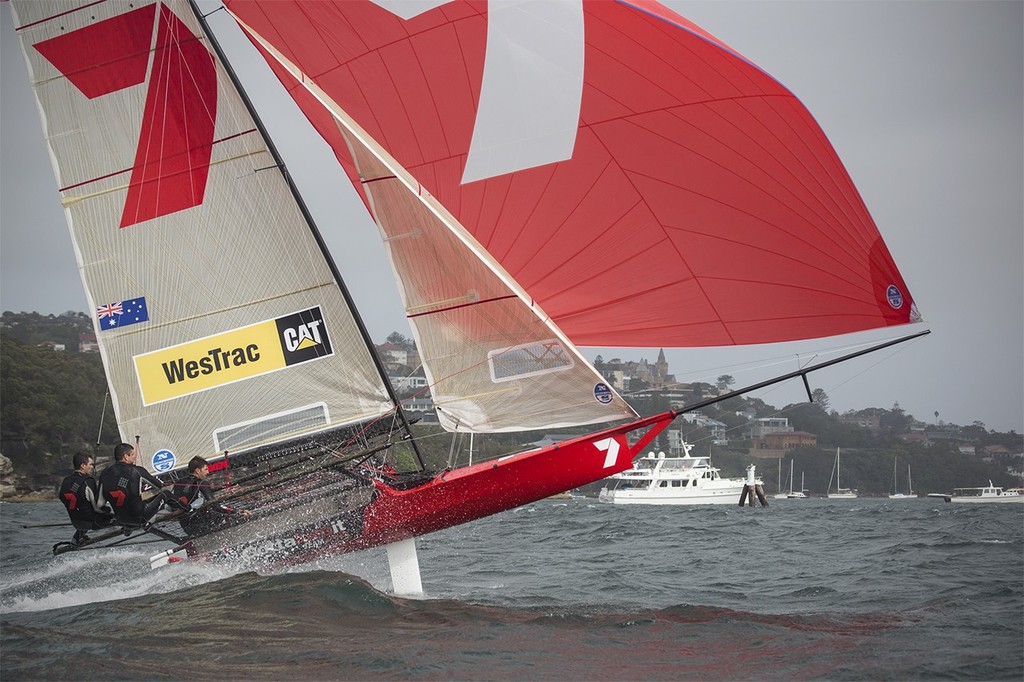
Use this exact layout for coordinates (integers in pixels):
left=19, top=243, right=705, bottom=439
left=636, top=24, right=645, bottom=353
left=840, top=412, right=881, bottom=434
left=376, top=342, right=409, bottom=366
left=677, top=412, right=728, bottom=445
left=747, top=417, right=793, bottom=439
left=79, top=331, right=98, bottom=353
left=389, top=375, right=429, bottom=394
left=754, top=430, right=817, bottom=450
left=898, top=432, right=930, bottom=446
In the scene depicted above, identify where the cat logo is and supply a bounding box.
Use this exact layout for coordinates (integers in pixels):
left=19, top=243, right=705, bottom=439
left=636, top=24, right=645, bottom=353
left=276, top=307, right=333, bottom=366
left=284, top=321, right=323, bottom=351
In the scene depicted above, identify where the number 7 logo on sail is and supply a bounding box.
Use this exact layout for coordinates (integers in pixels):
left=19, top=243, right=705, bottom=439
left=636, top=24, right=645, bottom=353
left=31, top=4, right=217, bottom=228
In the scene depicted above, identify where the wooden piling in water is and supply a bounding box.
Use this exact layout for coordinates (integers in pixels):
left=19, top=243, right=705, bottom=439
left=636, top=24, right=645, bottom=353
left=738, top=465, right=769, bottom=507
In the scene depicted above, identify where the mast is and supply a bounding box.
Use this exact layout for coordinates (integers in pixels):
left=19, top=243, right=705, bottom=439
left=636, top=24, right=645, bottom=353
left=187, top=0, right=424, bottom=468
left=836, top=447, right=841, bottom=491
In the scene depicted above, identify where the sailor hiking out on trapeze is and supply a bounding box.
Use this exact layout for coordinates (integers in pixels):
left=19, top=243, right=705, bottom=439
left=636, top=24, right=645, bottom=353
left=98, top=442, right=188, bottom=528
left=172, top=455, right=250, bottom=536
left=57, top=451, right=115, bottom=545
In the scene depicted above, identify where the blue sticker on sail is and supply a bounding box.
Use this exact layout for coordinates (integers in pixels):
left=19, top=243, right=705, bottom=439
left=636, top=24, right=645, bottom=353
left=886, top=285, right=904, bottom=309
left=594, top=382, right=613, bottom=404
left=97, top=296, right=149, bottom=331
left=152, top=449, right=176, bottom=473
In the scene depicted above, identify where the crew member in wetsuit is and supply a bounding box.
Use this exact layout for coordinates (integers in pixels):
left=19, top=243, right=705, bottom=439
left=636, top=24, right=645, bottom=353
left=98, top=442, right=186, bottom=528
left=58, top=452, right=114, bottom=545
left=172, top=456, right=249, bottom=536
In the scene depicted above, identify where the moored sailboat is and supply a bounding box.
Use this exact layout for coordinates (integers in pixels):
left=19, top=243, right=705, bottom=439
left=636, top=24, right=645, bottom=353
left=790, top=472, right=809, bottom=500
left=10, top=0, right=925, bottom=588
left=827, top=448, right=858, bottom=499
left=888, top=459, right=915, bottom=499
left=775, top=459, right=805, bottom=500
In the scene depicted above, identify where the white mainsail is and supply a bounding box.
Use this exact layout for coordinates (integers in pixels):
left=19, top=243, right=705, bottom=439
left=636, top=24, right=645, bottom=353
left=11, top=0, right=395, bottom=470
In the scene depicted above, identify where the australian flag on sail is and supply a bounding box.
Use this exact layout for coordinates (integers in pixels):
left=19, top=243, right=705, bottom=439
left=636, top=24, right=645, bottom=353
left=97, top=296, right=149, bottom=331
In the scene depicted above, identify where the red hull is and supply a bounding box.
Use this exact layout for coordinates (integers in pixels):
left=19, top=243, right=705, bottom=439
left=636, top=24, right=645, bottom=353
left=189, top=412, right=676, bottom=566
left=347, top=412, right=675, bottom=552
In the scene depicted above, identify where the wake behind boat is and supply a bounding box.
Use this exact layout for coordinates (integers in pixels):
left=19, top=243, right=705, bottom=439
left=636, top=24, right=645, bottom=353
left=598, top=444, right=759, bottom=506
left=9, top=0, right=927, bottom=590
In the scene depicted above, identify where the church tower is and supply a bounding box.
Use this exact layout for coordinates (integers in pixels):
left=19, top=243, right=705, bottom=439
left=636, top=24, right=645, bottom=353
left=655, top=348, right=668, bottom=382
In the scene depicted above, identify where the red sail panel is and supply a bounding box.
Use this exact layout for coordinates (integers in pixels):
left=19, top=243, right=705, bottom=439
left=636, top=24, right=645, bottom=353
left=227, top=0, right=918, bottom=347
left=32, top=5, right=155, bottom=99
left=121, top=5, right=217, bottom=228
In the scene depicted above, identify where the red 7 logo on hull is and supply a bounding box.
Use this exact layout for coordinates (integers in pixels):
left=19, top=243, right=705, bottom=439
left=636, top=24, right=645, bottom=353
left=33, top=4, right=217, bottom=228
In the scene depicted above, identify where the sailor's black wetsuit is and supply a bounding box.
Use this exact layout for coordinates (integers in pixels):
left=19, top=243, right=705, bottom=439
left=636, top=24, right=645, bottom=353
left=98, top=462, right=174, bottom=527
left=58, top=471, right=114, bottom=541
left=172, top=475, right=238, bottom=536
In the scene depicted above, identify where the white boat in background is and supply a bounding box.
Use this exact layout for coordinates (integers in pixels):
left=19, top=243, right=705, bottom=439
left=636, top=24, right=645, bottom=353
left=598, top=444, right=758, bottom=506
left=827, top=447, right=858, bottom=499
left=775, top=459, right=806, bottom=499
left=773, top=459, right=789, bottom=500
left=948, top=482, right=1023, bottom=503
left=888, top=458, right=915, bottom=499
left=788, top=472, right=808, bottom=499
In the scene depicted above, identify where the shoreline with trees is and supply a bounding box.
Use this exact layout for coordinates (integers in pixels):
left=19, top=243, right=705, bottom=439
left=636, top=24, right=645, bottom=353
left=2, top=311, right=1020, bottom=499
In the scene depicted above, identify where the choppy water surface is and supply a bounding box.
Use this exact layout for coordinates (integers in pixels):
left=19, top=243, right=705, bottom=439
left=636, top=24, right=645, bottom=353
left=2, top=498, right=1022, bottom=680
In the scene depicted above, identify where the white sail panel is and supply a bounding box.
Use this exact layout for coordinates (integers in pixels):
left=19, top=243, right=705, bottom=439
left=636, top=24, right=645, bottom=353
left=11, top=0, right=393, bottom=469
left=345, top=127, right=635, bottom=432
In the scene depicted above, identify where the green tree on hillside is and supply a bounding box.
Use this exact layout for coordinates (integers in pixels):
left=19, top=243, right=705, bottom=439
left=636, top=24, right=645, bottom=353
left=1, top=332, right=119, bottom=480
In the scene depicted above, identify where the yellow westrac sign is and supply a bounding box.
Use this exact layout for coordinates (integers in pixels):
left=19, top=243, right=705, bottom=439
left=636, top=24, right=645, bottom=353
left=134, top=307, right=332, bottom=405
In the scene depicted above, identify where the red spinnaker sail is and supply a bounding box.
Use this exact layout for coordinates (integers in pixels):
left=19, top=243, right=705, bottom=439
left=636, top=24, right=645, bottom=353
left=226, top=0, right=919, bottom=348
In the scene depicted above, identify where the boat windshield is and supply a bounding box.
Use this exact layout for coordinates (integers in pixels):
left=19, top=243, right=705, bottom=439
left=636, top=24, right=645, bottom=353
left=953, top=488, right=987, bottom=497
left=659, top=458, right=703, bottom=472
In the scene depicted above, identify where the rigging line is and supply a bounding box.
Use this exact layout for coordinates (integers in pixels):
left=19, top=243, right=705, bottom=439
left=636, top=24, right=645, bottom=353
left=664, top=329, right=930, bottom=421
left=59, top=148, right=266, bottom=205
left=69, top=535, right=176, bottom=553
left=671, top=333, right=925, bottom=390
left=65, top=121, right=262, bottom=193
left=96, top=390, right=109, bottom=445
left=103, top=281, right=336, bottom=338
left=809, top=336, right=922, bottom=400
left=406, top=294, right=517, bottom=318
left=189, top=448, right=385, bottom=507
left=15, top=0, right=106, bottom=30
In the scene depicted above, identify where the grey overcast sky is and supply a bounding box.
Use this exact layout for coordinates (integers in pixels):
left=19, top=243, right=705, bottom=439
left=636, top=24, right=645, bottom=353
left=2, top=1, right=1021, bottom=433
